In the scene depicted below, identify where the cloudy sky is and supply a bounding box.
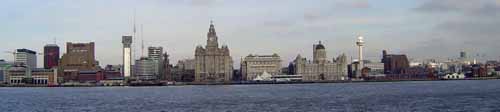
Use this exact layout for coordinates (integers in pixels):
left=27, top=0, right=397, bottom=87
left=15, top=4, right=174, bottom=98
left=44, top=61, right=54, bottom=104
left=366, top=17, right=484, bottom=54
left=1, top=0, right=499, bottom=67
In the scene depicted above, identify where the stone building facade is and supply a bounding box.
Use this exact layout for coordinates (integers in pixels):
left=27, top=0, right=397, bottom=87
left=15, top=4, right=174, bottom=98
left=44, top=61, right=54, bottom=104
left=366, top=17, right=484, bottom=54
left=292, top=41, right=348, bottom=81
left=194, top=22, right=233, bottom=82
left=240, top=54, right=282, bottom=81
left=59, top=42, right=99, bottom=82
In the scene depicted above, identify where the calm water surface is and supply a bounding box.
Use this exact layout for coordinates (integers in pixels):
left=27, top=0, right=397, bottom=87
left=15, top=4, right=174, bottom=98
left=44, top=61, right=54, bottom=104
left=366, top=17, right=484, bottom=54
left=1, top=80, right=500, bottom=112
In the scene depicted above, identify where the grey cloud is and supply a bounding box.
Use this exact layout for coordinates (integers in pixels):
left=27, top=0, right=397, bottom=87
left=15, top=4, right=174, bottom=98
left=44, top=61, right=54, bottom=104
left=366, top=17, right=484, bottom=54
left=415, top=0, right=499, bottom=16
left=303, top=0, right=371, bottom=22
left=408, top=0, right=500, bottom=60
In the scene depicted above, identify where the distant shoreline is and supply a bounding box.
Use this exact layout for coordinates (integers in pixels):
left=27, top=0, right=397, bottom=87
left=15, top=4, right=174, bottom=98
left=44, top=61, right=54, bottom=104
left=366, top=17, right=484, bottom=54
left=1, top=77, right=498, bottom=87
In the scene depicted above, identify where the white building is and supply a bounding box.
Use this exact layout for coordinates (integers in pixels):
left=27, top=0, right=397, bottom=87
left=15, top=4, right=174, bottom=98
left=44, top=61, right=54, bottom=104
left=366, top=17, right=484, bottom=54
left=15, top=49, right=37, bottom=68
left=122, top=36, right=132, bottom=78
left=241, top=54, right=282, bottom=81
left=293, top=41, right=348, bottom=81
left=443, top=73, right=465, bottom=79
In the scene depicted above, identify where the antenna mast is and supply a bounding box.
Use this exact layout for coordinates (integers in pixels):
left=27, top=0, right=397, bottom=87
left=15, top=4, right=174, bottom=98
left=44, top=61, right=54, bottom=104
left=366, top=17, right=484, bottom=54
left=141, top=24, right=144, bottom=57
left=133, top=9, right=137, bottom=60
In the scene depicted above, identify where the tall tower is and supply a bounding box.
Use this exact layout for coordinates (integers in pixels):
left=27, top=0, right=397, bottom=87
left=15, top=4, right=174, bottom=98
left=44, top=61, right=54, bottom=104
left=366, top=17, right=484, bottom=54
left=356, top=35, right=365, bottom=78
left=122, top=36, right=133, bottom=78
left=206, top=21, right=219, bottom=49
left=148, top=46, right=163, bottom=79
left=44, top=44, right=60, bottom=69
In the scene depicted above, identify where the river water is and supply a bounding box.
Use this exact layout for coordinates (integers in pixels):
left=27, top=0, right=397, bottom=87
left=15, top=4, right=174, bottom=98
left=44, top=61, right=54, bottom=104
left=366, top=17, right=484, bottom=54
left=0, top=80, right=499, bottom=112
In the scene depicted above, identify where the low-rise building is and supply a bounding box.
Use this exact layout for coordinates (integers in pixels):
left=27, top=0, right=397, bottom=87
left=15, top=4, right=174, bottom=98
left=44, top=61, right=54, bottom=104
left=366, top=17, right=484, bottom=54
left=442, top=73, right=465, bottom=79
left=292, top=42, right=348, bottom=81
left=241, top=54, right=282, bottom=81
left=7, top=67, right=56, bottom=85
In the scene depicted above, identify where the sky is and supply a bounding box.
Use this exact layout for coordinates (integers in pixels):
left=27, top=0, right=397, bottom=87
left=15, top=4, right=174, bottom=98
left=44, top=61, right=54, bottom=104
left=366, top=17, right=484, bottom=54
left=1, top=0, right=499, bottom=68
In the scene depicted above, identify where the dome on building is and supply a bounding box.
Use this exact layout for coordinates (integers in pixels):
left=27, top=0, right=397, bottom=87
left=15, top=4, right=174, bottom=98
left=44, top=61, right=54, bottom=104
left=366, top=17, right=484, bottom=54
left=315, top=41, right=325, bottom=49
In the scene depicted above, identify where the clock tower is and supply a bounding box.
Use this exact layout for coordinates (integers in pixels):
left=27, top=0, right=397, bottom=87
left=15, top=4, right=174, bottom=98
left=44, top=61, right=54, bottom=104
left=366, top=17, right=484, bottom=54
left=195, top=20, right=234, bottom=82
left=206, top=21, right=218, bottom=48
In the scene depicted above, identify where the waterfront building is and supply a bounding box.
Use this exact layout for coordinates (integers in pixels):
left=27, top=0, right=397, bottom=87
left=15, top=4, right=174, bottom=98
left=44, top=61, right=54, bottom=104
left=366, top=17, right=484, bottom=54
left=147, top=46, right=163, bottom=80
left=381, top=50, right=409, bottom=74
left=44, top=44, right=60, bottom=69
left=103, top=65, right=123, bottom=80
left=194, top=22, right=234, bottom=82
left=240, top=54, right=282, bottom=81
left=7, top=66, right=56, bottom=85
left=134, top=57, right=156, bottom=81
left=15, top=49, right=37, bottom=68
left=172, top=59, right=195, bottom=82
left=122, top=36, right=133, bottom=78
left=76, top=70, right=104, bottom=83
left=292, top=41, right=348, bottom=81
left=0, top=60, right=11, bottom=83
left=59, top=42, right=99, bottom=82
left=363, top=62, right=384, bottom=76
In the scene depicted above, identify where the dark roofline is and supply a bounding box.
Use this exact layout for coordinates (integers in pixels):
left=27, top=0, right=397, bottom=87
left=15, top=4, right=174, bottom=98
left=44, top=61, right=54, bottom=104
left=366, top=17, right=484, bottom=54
left=17, top=49, right=36, bottom=54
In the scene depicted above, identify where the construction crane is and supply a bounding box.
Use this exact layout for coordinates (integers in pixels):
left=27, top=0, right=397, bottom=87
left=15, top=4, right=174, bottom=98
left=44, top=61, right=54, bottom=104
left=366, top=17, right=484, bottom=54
left=3, top=50, right=16, bottom=62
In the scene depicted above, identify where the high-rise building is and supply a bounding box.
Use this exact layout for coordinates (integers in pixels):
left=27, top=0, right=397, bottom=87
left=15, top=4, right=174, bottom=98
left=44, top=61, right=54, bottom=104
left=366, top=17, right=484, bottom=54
left=148, top=47, right=163, bottom=60
left=44, top=44, right=60, bottom=69
left=134, top=57, right=156, bottom=81
left=292, top=41, right=348, bottom=81
left=15, top=48, right=37, bottom=68
left=194, top=21, right=234, bottom=82
left=148, top=46, right=163, bottom=79
left=122, top=36, right=133, bottom=78
left=241, top=54, right=282, bottom=81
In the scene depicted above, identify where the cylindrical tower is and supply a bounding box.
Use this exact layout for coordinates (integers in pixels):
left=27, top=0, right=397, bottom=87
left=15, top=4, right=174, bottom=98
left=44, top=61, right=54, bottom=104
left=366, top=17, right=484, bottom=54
left=356, top=36, right=365, bottom=78
left=122, top=36, right=133, bottom=78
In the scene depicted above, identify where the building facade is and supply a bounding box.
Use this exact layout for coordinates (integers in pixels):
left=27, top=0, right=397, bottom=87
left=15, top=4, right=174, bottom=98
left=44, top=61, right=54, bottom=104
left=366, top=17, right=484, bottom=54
left=178, top=59, right=196, bottom=70
left=44, top=44, right=60, bottom=69
left=147, top=46, right=163, bottom=79
left=122, top=36, right=133, bottom=78
left=381, top=50, right=410, bottom=74
left=172, top=59, right=195, bottom=82
left=161, top=53, right=172, bottom=81
left=194, top=22, right=234, bottom=82
left=134, top=57, right=156, bottom=81
left=240, top=54, right=282, bottom=81
left=292, top=42, right=348, bottom=81
left=15, top=49, right=37, bottom=68
left=59, top=42, right=98, bottom=82
left=7, top=67, right=56, bottom=85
